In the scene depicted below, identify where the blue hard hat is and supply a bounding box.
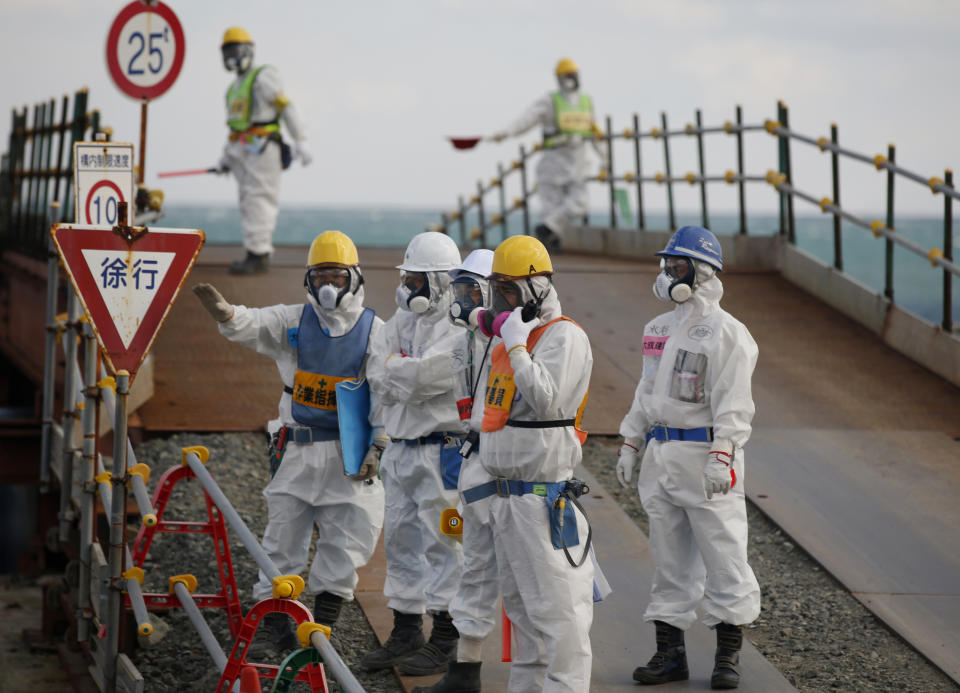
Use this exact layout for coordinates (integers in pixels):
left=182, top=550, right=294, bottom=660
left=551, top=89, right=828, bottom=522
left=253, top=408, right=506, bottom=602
left=655, top=225, right=723, bottom=271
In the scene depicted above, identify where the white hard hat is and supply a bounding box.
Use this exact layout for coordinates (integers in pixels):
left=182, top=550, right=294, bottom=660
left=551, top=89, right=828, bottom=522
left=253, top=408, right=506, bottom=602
left=397, top=232, right=461, bottom=272
left=449, top=248, right=494, bottom=279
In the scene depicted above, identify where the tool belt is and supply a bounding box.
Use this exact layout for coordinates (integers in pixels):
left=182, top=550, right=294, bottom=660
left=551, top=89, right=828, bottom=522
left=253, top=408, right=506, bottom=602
left=392, top=432, right=460, bottom=446
left=463, top=476, right=592, bottom=568
left=645, top=425, right=713, bottom=444
left=505, top=418, right=575, bottom=428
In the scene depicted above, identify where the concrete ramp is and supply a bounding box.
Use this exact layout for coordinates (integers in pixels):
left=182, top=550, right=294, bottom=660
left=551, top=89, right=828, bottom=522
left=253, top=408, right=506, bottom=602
left=747, top=429, right=960, bottom=683
left=357, top=467, right=795, bottom=692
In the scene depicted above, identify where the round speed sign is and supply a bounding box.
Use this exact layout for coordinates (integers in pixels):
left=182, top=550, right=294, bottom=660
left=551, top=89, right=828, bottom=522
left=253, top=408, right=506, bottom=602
left=106, top=1, right=185, bottom=100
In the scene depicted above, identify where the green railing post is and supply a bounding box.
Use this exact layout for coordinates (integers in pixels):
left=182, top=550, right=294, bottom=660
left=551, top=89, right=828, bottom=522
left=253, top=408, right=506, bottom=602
left=776, top=101, right=786, bottom=236
left=943, top=169, right=954, bottom=332
left=633, top=113, right=645, bottom=230
left=496, top=162, right=508, bottom=242
left=735, top=105, right=747, bottom=235
left=606, top=115, right=616, bottom=229
left=695, top=109, right=709, bottom=230
left=24, top=103, right=41, bottom=239
left=661, top=112, right=676, bottom=231
left=62, top=88, right=89, bottom=224
left=831, top=123, right=842, bottom=271
left=476, top=180, right=487, bottom=248
left=52, top=95, right=69, bottom=209
left=457, top=195, right=466, bottom=246
left=36, top=99, right=56, bottom=244
left=519, top=145, right=530, bottom=235
left=884, top=144, right=896, bottom=300
left=780, top=101, right=796, bottom=243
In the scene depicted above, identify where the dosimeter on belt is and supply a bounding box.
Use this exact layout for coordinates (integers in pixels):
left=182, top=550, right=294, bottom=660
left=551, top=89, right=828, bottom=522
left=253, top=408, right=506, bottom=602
left=554, top=479, right=592, bottom=568
left=268, top=426, right=289, bottom=478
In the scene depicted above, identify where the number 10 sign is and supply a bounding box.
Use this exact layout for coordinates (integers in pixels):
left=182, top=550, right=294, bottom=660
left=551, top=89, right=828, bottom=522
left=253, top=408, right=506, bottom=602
left=106, top=1, right=185, bottom=100
left=74, top=142, right=135, bottom=226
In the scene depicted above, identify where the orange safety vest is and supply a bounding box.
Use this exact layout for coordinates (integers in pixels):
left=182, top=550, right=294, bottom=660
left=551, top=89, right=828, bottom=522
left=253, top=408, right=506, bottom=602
left=481, top=316, right=588, bottom=444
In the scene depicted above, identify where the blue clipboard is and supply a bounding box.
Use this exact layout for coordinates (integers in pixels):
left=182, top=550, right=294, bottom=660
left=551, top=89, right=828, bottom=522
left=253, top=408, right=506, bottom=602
left=336, top=378, right=373, bottom=476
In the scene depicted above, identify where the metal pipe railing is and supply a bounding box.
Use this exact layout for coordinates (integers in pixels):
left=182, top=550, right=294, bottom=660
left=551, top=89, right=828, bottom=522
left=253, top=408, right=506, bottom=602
left=767, top=174, right=960, bottom=278
left=437, top=102, right=957, bottom=331
left=173, top=580, right=228, bottom=672
left=182, top=450, right=365, bottom=692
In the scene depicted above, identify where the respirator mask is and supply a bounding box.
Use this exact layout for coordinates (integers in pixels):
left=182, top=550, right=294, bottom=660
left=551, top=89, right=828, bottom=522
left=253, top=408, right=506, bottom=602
left=397, top=271, right=430, bottom=313
left=478, top=277, right=548, bottom=337
left=449, top=276, right=484, bottom=328
left=653, top=256, right=696, bottom=303
left=305, top=266, right=352, bottom=309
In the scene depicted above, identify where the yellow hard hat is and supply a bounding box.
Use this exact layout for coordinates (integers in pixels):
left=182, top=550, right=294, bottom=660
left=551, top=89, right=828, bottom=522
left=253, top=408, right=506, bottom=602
left=222, top=27, right=253, bottom=46
left=555, top=58, right=578, bottom=76
left=491, top=235, right=553, bottom=279
left=307, top=231, right=359, bottom=267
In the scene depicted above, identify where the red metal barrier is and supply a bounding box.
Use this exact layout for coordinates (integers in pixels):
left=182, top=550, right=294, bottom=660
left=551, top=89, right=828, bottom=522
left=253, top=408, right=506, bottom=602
left=129, top=464, right=244, bottom=637
left=217, top=598, right=328, bottom=693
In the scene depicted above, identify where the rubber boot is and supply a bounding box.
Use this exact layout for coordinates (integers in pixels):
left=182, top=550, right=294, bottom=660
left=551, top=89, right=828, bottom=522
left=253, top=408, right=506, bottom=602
left=397, top=610, right=460, bottom=676
left=633, top=620, right=689, bottom=685
left=410, top=661, right=482, bottom=693
left=361, top=610, right=425, bottom=671
left=229, top=251, right=269, bottom=275
left=711, top=623, right=743, bottom=690
left=534, top=223, right=563, bottom=253
left=262, top=612, right=299, bottom=652
left=313, top=592, right=343, bottom=628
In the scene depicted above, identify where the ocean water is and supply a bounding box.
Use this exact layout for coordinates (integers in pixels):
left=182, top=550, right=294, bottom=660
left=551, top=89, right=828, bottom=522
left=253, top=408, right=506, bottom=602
left=159, top=204, right=958, bottom=326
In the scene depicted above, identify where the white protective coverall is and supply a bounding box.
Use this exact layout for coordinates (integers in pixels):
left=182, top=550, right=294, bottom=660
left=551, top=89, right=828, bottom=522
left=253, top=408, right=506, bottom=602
left=222, top=65, right=306, bottom=256
left=619, top=273, right=761, bottom=630
left=478, top=279, right=595, bottom=692
left=217, top=277, right=385, bottom=602
left=449, top=325, right=499, bottom=653
left=500, top=92, right=606, bottom=238
left=366, top=272, right=470, bottom=615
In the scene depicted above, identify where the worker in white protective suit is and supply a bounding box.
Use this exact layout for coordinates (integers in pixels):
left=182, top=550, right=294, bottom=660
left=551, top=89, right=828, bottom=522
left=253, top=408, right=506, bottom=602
left=412, top=248, right=497, bottom=693
left=363, top=232, right=469, bottom=677
left=489, top=58, right=607, bottom=253
left=192, top=230, right=385, bottom=650
left=217, top=27, right=313, bottom=275
left=461, top=235, right=595, bottom=692
left=616, top=225, right=760, bottom=690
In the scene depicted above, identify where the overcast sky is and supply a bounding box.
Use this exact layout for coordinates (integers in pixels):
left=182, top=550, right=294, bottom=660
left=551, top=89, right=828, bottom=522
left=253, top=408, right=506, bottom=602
left=2, top=0, right=958, bottom=218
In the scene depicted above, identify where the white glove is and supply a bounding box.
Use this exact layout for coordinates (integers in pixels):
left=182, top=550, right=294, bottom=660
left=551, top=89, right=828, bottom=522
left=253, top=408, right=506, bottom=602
left=703, top=449, right=735, bottom=499
left=216, top=154, right=230, bottom=174
left=616, top=440, right=644, bottom=488
left=193, top=283, right=234, bottom=323
left=499, top=307, right=539, bottom=352
left=350, top=436, right=388, bottom=481
left=488, top=131, right=508, bottom=143
left=293, top=140, right=313, bottom=166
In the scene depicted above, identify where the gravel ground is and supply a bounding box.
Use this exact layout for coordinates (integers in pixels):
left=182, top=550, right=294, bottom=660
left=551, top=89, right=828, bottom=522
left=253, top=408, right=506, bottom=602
left=580, top=436, right=958, bottom=693
left=129, top=431, right=958, bottom=693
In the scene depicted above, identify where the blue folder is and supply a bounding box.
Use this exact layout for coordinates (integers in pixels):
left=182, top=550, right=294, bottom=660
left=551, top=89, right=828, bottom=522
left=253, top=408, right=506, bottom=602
left=336, top=378, right=373, bottom=476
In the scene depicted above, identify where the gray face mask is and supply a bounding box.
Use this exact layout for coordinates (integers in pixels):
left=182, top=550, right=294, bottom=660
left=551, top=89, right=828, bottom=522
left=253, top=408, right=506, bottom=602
left=653, top=271, right=692, bottom=303
left=317, top=284, right=339, bottom=310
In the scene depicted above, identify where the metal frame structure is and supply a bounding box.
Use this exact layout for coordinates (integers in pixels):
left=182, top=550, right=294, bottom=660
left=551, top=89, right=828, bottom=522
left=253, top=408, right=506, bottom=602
left=435, top=101, right=957, bottom=332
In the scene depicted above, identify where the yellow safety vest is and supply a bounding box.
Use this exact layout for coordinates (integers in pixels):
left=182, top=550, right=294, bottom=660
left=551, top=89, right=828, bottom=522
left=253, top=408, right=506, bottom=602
left=544, top=92, right=594, bottom=148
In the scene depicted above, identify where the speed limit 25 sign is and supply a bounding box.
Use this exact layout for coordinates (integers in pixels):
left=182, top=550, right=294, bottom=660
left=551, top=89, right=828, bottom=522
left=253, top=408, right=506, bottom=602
left=74, top=142, right=135, bottom=226
left=105, top=1, right=185, bottom=100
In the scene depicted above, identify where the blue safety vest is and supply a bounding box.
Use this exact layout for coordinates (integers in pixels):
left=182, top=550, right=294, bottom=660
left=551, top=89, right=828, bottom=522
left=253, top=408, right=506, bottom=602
left=290, top=306, right=375, bottom=428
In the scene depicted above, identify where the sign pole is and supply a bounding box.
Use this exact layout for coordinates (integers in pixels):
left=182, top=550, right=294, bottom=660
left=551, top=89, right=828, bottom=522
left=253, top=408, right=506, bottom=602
left=105, top=369, right=131, bottom=693
left=138, top=99, right=148, bottom=185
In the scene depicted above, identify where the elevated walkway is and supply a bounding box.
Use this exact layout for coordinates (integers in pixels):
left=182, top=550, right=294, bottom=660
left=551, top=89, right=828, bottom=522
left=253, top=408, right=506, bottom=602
left=139, top=242, right=960, bottom=687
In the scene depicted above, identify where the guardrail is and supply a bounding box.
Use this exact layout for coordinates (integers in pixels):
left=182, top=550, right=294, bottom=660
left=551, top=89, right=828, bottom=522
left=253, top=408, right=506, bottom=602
left=44, top=249, right=365, bottom=692
left=0, top=88, right=99, bottom=258
left=435, top=101, right=956, bottom=332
